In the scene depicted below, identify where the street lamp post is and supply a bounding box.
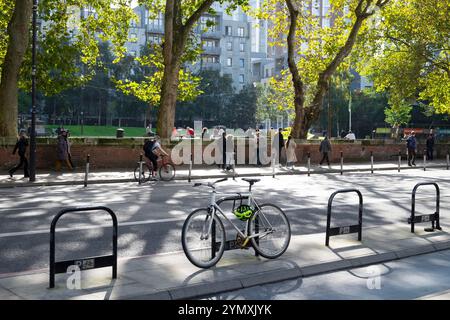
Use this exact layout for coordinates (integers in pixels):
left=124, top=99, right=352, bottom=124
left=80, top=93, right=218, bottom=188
left=29, top=0, right=38, bottom=182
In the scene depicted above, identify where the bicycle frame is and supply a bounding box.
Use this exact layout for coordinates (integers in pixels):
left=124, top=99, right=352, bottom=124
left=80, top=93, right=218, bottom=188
left=201, top=190, right=275, bottom=241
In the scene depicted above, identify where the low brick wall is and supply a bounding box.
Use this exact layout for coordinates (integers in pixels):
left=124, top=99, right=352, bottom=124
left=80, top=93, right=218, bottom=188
left=0, top=137, right=448, bottom=170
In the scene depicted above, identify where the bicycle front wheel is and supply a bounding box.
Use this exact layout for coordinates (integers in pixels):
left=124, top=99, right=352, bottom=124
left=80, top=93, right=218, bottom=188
left=159, top=163, right=176, bottom=181
left=181, top=208, right=226, bottom=268
left=248, top=204, right=291, bottom=259
left=134, top=163, right=151, bottom=182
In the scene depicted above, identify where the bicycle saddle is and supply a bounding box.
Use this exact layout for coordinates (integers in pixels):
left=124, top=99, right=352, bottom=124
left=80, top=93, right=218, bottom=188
left=242, top=178, right=260, bottom=185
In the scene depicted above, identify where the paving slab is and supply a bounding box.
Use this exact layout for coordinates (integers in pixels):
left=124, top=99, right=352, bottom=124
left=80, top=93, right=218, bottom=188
left=2, top=222, right=450, bottom=300
left=1, top=160, right=447, bottom=188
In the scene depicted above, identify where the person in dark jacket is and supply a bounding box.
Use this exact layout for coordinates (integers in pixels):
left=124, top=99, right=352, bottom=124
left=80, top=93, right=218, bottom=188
left=426, top=134, right=435, bottom=161
left=319, top=135, right=332, bottom=167
left=406, top=131, right=417, bottom=166
left=9, top=130, right=30, bottom=178
left=272, top=128, right=285, bottom=167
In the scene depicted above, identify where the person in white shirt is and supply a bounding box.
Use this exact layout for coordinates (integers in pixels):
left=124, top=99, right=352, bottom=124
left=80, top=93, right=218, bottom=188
left=345, top=131, right=356, bottom=140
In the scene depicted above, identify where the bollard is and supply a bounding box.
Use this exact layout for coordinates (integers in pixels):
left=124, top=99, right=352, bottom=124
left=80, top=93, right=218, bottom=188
left=398, top=151, right=401, bottom=172
left=307, top=152, right=311, bottom=177
left=423, top=149, right=427, bottom=171
left=188, top=153, right=193, bottom=183
left=447, top=152, right=449, bottom=170
left=232, top=156, right=236, bottom=181
left=84, top=154, right=90, bottom=188
left=272, top=153, right=276, bottom=178
left=370, top=151, right=374, bottom=174
left=138, top=154, right=143, bottom=185
left=340, top=151, right=343, bottom=175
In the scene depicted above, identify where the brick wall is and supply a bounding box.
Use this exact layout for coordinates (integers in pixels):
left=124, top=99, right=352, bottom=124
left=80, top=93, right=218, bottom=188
left=0, top=137, right=448, bottom=170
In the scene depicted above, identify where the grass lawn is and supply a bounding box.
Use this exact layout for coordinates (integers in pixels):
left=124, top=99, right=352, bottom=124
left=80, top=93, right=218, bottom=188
left=46, top=125, right=149, bottom=137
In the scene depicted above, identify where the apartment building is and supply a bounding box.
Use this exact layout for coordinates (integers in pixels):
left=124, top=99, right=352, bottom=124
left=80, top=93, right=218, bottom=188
left=127, top=4, right=254, bottom=92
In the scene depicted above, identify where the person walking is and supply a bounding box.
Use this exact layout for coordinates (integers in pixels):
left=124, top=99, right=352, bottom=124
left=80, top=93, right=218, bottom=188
left=426, top=133, right=435, bottom=161
left=285, top=135, right=297, bottom=170
left=272, top=128, right=285, bottom=167
left=319, top=135, right=332, bottom=168
left=255, top=129, right=262, bottom=166
left=55, top=130, right=73, bottom=171
left=406, top=131, right=417, bottom=166
left=65, top=130, right=75, bottom=169
left=9, top=130, right=30, bottom=179
left=216, top=131, right=227, bottom=170
left=225, top=134, right=235, bottom=171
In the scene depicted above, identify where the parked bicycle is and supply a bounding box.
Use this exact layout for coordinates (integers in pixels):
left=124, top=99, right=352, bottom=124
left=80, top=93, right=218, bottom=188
left=181, top=177, right=291, bottom=268
left=134, top=154, right=176, bottom=182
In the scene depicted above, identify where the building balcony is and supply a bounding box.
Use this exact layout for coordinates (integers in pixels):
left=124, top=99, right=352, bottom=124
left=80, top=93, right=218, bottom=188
left=146, top=24, right=164, bottom=34
left=201, top=62, right=221, bottom=71
left=202, top=46, right=221, bottom=55
left=200, top=30, right=222, bottom=39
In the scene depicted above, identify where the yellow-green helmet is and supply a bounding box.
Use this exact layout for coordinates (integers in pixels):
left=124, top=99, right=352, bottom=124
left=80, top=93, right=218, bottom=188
left=234, top=205, right=253, bottom=221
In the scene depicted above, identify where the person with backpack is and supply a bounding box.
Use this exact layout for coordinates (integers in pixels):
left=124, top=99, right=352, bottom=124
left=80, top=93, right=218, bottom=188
left=9, top=130, right=30, bottom=179
left=406, top=131, right=417, bottom=166
left=143, top=135, right=168, bottom=179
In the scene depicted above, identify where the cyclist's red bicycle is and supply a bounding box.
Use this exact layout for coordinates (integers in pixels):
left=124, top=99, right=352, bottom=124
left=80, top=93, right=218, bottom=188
left=134, top=154, right=176, bottom=182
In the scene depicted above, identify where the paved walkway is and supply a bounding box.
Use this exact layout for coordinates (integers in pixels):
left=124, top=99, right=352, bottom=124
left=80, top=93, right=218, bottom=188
left=1, top=221, right=449, bottom=300
left=1, top=160, right=448, bottom=188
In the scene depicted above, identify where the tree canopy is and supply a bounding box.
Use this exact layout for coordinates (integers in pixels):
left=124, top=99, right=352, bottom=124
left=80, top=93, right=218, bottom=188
left=357, top=0, right=450, bottom=123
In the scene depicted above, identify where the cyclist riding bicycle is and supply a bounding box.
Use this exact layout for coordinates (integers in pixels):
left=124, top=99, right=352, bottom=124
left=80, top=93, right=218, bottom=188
left=143, top=135, right=169, bottom=179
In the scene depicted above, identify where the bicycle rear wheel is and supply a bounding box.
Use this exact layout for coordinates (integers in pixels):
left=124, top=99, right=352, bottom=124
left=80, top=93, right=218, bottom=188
left=134, top=163, right=151, bottom=182
left=248, top=203, right=291, bottom=259
left=159, top=163, right=176, bottom=181
left=182, top=208, right=225, bottom=268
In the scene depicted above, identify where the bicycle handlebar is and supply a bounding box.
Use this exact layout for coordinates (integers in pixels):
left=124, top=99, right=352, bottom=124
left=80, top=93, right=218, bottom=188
left=192, top=178, right=228, bottom=189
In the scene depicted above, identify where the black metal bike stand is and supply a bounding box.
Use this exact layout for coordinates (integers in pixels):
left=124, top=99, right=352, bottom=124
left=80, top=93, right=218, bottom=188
left=408, top=182, right=441, bottom=233
left=325, top=189, right=363, bottom=246
left=49, top=206, right=118, bottom=288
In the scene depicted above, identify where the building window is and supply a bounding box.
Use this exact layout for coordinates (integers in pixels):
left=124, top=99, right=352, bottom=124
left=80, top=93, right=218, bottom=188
left=227, top=57, right=232, bottom=67
left=239, top=59, right=245, bottom=68
left=148, top=12, right=163, bottom=29
left=312, top=0, right=320, bottom=16
left=238, top=27, right=244, bottom=37
left=203, top=40, right=217, bottom=48
left=149, top=35, right=161, bottom=44
left=227, top=41, right=232, bottom=51
left=202, top=56, right=219, bottom=64
left=239, top=43, right=245, bottom=52
left=200, top=16, right=216, bottom=31
left=239, top=74, right=244, bottom=83
left=225, top=26, right=232, bottom=36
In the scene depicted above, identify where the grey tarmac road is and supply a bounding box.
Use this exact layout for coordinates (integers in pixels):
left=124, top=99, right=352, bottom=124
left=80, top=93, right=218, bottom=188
left=203, top=250, right=450, bottom=300
left=0, top=168, right=449, bottom=274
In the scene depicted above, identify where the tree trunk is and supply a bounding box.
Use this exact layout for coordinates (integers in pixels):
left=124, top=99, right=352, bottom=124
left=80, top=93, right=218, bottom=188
left=156, top=0, right=214, bottom=140
left=0, top=0, right=32, bottom=138
left=157, top=61, right=181, bottom=139
left=285, top=0, right=307, bottom=139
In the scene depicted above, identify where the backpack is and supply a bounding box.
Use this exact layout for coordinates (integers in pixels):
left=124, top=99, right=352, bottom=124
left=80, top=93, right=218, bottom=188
left=143, top=140, right=155, bottom=156
left=406, top=137, right=414, bottom=149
